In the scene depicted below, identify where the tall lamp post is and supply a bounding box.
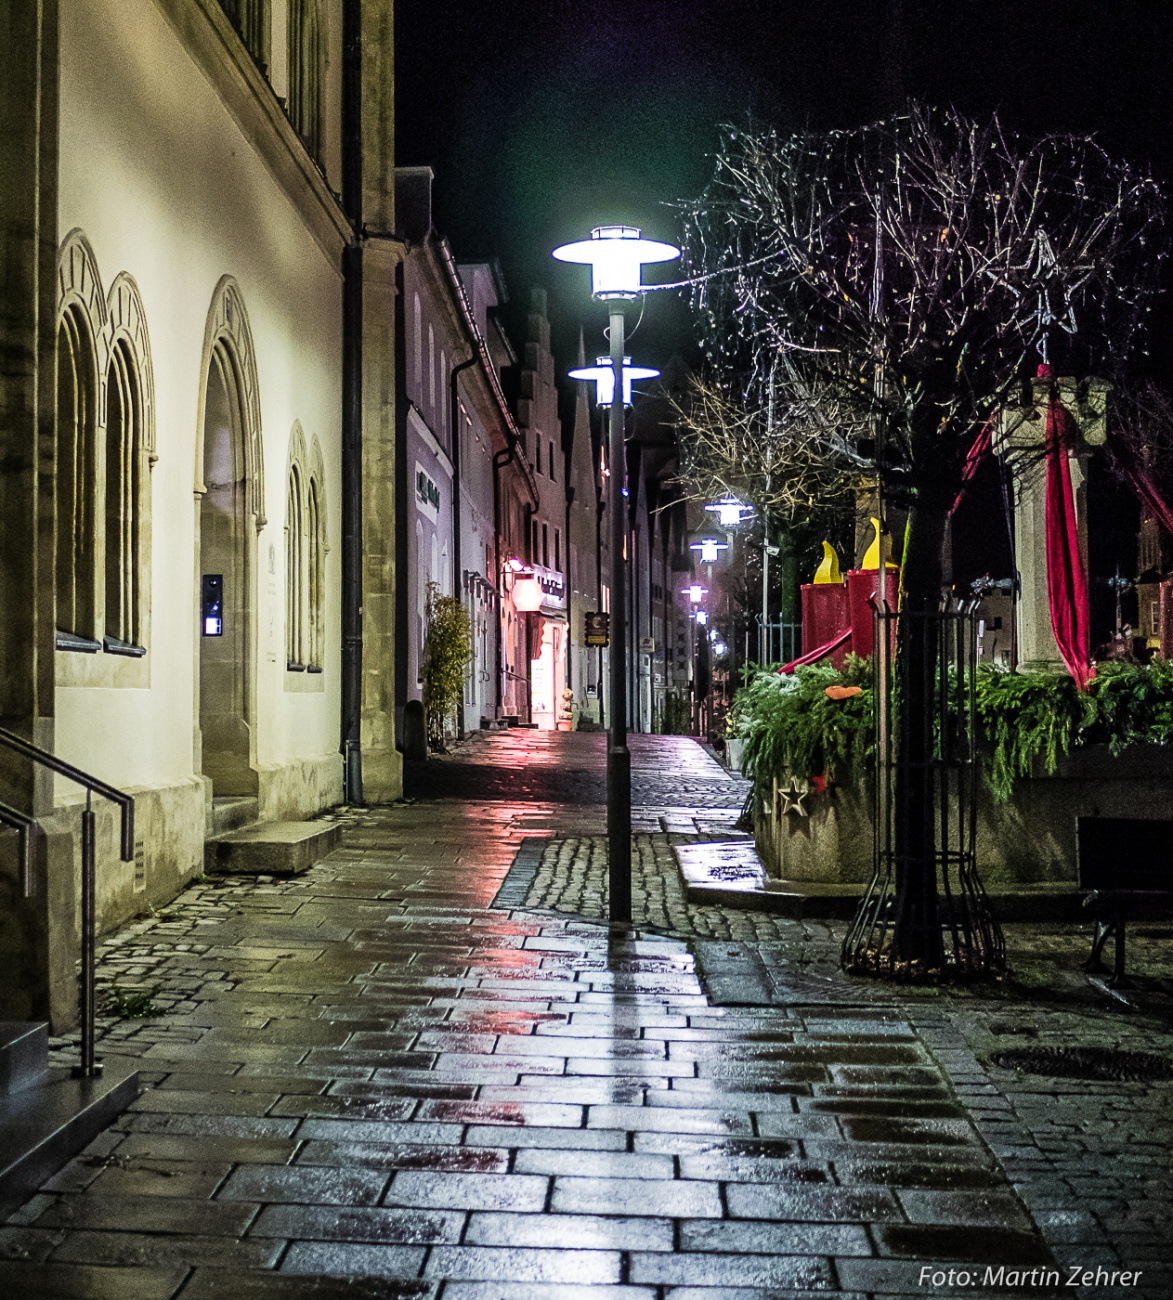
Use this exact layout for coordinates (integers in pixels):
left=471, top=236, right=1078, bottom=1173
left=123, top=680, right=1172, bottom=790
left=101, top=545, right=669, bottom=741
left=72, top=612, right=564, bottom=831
left=554, top=226, right=678, bottom=923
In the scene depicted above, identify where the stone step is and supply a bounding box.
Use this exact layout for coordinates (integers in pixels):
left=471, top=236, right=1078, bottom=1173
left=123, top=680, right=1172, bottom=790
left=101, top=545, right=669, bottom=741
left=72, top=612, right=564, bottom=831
left=0, top=1023, right=48, bottom=1096
left=0, top=1060, right=139, bottom=1220
left=674, top=842, right=1086, bottom=921
left=205, top=820, right=342, bottom=877
left=209, top=796, right=260, bottom=837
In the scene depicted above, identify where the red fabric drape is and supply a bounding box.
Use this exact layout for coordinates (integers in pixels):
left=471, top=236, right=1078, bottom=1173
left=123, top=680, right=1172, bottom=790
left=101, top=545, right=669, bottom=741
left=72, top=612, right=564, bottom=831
left=948, top=419, right=993, bottom=519
left=779, top=627, right=852, bottom=674
left=1122, top=458, right=1173, bottom=540
left=1044, top=393, right=1095, bottom=690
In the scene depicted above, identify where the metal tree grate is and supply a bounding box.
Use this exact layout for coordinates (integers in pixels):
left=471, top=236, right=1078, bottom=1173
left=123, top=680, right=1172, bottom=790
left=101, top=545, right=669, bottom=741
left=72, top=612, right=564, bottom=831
left=989, top=1046, right=1173, bottom=1083
left=842, top=601, right=1005, bottom=982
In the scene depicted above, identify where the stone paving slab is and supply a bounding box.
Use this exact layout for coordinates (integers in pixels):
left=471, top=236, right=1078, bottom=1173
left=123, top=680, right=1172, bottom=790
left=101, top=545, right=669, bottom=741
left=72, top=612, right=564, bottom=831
left=3, top=731, right=1170, bottom=1296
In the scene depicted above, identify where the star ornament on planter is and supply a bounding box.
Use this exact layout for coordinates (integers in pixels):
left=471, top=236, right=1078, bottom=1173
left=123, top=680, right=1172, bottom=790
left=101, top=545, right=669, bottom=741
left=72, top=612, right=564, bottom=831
left=776, top=776, right=812, bottom=818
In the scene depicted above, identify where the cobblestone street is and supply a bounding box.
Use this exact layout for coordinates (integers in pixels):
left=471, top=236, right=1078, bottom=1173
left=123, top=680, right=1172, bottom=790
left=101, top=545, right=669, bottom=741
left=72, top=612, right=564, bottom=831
left=2, top=731, right=1171, bottom=1297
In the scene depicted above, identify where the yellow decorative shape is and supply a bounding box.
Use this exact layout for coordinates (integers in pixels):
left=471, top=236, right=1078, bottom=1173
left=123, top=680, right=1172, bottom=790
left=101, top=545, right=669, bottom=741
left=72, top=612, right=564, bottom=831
left=860, top=517, right=894, bottom=571
left=813, top=541, right=841, bottom=585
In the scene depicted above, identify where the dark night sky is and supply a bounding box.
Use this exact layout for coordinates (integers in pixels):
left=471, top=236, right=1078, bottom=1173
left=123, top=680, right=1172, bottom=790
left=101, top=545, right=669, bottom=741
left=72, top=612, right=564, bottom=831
left=395, top=1, right=1173, bottom=380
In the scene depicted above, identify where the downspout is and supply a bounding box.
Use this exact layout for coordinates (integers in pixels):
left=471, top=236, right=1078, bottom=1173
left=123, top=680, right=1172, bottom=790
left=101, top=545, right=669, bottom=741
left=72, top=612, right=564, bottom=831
left=565, top=474, right=575, bottom=720
left=450, top=353, right=476, bottom=736
left=595, top=462, right=605, bottom=728
left=340, top=0, right=363, bottom=803
left=492, top=444, right=514, bottom=720
left=661, top=523, right=670, bottom=732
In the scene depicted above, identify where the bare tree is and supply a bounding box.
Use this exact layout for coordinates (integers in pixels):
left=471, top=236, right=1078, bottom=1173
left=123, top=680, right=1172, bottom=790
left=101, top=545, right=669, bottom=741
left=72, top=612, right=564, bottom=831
left=1106, top=381, right=1173, bottom=517
left=678, top=104, right=1166, bottom=976
left=671, top=366, right=867, bottom=518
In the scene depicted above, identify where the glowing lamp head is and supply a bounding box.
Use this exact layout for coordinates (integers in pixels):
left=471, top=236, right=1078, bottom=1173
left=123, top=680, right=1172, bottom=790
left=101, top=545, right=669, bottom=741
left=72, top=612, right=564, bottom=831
left=713, top=640, right=727, bottom=656
left=690, top=537, right=729, bottom=565
left=694, top=609, right=709, bottom=626
left=512, top=572, right=543, bottom=612
left=568, top=356, right=659, bottom=407
left=705, top=496, right=753, bottom=528
left=552, top=225, right=679, bottom=300
left=683, top=584, right=707, bottom=604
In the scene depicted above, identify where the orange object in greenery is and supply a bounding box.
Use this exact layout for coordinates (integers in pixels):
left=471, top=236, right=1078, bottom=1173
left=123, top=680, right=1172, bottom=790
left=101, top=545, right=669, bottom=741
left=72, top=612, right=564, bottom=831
left=824, top=684, right=862, bottom=700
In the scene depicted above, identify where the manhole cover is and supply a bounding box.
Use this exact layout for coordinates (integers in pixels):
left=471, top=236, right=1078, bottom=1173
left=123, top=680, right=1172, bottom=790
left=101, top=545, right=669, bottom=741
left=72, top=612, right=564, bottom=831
left=988, top=1046, right=1173, bottom=1083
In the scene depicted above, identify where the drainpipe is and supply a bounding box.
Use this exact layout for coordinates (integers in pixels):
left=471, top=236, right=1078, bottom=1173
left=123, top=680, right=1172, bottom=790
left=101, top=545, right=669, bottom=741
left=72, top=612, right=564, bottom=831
left=564, top=475, right=575, bottom=719
left=340, top=0, right=363, bottom=804
left=450, top=354, right=476, bottom=736
left=595, top=479, right=605, bottom=729
left=492, top=445, right=513, bottom=720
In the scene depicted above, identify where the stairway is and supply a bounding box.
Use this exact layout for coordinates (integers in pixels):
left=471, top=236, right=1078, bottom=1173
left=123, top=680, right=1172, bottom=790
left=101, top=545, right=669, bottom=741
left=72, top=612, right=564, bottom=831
left=0, top=1022, right=139, bottom=1219
left=205, top=797, right=341, bottom=877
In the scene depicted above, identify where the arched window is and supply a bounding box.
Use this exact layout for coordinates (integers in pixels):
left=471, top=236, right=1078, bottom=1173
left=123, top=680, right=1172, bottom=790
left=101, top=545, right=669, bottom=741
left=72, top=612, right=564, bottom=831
left=288, top=0, right=324, bottom=161
left=105, top=340, right=143, bottom=646
left=413, top=294, right=422, bottom=390
left=286, top=464, right=305, bottom=668
left=306, top=476, right=324, bottom=669
left=56, top=307, right=98, bottom=640
left=428, top=324, right=435, bottom=413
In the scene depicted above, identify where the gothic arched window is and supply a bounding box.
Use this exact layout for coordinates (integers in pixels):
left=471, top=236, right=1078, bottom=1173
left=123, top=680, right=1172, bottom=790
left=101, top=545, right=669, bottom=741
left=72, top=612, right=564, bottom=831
left=56, top=306, right=98, bottom=639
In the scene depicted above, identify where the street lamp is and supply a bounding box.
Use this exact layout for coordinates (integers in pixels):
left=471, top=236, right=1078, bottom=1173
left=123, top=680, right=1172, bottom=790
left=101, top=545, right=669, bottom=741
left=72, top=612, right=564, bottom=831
left=705, top=496, right=754, bottom=528
left=682, top=584, right=707, bottom=604
left=690, top=537, right=729, bottom=565
left=553, top=224, right=679, bottom=924
left=693, top=609, right=709, bottom=626
left=568, top=356, right=659, bottom=406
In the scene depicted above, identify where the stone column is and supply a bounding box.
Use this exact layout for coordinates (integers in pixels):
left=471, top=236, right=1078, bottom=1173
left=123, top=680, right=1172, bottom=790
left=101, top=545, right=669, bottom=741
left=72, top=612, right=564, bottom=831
left=355, top=0, right=404, bottom=801
left=0, top=0, right=77, bottom=1028
left=1000, top=377, right=1108, bottom=674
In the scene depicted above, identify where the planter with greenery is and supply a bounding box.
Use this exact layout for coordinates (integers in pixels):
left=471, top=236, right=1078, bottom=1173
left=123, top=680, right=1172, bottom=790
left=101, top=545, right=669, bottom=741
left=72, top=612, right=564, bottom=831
left=734, top=656, right=1173, bottom=889
left=732, top=657, right=1173, bottom=807
left=421, top=582, right=473, bottom=752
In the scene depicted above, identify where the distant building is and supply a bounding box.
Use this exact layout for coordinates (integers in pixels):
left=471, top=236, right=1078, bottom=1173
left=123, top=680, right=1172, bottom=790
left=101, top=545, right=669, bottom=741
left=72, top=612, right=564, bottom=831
left=394, top=169, right=536, bottom=737
left=565, top=334, right=607, bottom=727
left=514, top=291, right=568, bottom=729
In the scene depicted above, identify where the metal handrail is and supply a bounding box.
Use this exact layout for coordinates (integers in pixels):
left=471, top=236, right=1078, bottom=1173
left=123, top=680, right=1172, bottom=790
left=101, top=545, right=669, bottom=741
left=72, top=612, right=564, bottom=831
left=0, top=725, right=134, bottom=1078
left=0, top=799, right=35, bottom=897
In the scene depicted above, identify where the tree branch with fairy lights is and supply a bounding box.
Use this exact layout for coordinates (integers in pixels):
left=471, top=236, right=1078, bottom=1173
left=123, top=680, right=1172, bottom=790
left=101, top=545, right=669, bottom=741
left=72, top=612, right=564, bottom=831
left=674, top=103, right=1167, bottom=979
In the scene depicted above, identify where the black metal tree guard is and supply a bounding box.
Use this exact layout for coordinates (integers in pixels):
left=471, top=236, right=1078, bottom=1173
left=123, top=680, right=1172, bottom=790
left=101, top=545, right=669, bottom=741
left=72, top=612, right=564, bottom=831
left=841, top=599, right=1005, bottom=981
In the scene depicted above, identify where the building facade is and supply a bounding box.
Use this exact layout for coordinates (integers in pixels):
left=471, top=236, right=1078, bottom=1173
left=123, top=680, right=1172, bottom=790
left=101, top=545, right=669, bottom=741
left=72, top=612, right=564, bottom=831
left=0, top=0, right=399, bottom=1023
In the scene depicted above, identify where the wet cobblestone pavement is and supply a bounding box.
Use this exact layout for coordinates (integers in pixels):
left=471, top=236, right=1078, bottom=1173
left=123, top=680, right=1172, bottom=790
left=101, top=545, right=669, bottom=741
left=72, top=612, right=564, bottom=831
left=3, top=731, right=1171, bottom=1297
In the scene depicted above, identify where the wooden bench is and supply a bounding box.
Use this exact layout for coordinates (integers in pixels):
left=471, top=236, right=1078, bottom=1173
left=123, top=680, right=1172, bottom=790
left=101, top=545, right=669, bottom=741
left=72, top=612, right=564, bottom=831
left=1078, top=818, right=1173, bottom=987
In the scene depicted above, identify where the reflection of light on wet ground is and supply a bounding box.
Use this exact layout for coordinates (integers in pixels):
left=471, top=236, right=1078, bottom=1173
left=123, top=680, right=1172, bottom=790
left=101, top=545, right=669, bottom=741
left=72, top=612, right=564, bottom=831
left=14, top=729, right=1058, bottom=1297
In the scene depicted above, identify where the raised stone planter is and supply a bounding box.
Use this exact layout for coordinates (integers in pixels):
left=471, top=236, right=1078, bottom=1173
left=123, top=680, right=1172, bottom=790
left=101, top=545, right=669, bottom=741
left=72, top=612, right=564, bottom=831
left=754, top=744, right=1173, bottom=893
